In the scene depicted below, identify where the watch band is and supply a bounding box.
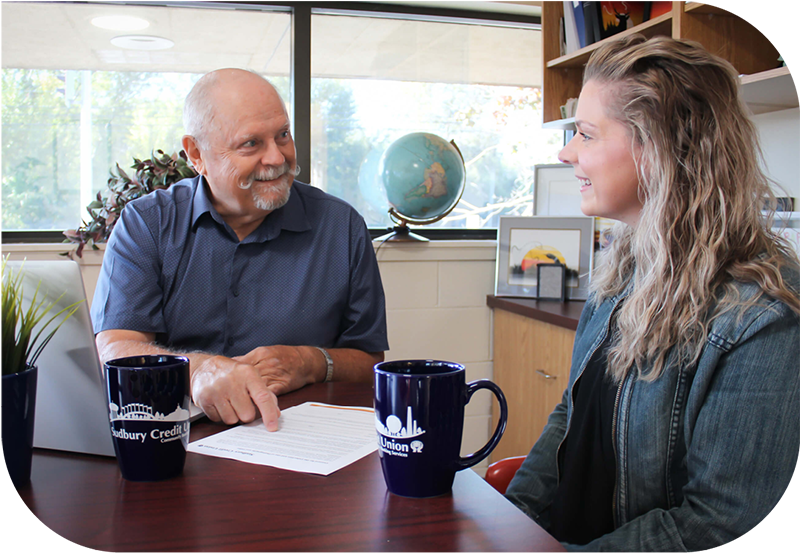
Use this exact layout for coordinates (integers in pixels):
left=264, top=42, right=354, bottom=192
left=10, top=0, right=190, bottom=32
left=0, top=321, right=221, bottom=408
left=315, top=347, right=334, bottom=383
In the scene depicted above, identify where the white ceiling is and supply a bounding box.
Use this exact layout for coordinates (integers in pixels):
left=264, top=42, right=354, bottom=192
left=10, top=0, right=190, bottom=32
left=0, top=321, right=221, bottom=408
left=1, top=2, right=294, bottom=74
left=1, top=1, right=542, bottom=87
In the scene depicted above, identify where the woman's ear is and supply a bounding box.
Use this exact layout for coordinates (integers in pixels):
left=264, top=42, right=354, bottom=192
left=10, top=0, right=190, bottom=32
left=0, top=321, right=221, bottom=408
left=182, top=135, right=205, bottom=175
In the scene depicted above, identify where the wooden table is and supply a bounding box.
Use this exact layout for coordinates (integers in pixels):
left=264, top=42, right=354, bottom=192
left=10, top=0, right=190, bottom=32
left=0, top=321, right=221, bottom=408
left=16, top=382, right=563, bottom=552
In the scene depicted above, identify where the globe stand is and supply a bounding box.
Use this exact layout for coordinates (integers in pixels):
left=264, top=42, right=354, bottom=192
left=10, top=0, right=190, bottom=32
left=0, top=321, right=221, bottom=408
left=374, top=136, right=466, bottom=245
left=373, top=220, right=429, bottom=243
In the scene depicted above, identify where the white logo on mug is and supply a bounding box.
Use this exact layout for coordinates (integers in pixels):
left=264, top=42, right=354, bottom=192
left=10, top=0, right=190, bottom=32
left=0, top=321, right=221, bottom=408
left=108, top=402, right=190, bottom=444
left=375, top=406, right=425, bottom=438
left=109, top=402, right=190, bottom=422
left=376, top=406, right=426, bottom=457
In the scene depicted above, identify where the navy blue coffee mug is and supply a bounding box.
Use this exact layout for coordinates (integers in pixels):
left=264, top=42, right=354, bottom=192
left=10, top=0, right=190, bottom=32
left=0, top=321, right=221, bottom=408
left=374, top=360, right=508, bottom=498
left=105, top=355, right=191, bottom=482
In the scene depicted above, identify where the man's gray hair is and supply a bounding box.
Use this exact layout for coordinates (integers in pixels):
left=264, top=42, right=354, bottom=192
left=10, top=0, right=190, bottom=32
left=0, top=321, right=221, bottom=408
left=183, top=69, right=286, bottom=150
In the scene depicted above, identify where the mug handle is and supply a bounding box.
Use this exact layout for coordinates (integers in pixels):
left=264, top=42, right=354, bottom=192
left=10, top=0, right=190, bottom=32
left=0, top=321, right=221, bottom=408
left=456, top=379, right=508, bottom=470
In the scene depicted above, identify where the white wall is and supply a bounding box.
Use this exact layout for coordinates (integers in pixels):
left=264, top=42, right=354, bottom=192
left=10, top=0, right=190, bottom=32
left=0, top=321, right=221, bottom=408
left=2, top=240, right=501, bottom=476
left=375, top=240, right=498, bottom=475
left=754, top=107, right=800, bottom=203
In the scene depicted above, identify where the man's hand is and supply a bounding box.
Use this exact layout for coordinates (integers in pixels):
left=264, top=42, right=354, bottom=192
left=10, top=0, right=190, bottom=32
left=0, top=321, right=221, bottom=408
left=235, top=345, right=385, bottom=395
left=96, top=330, right=281, bottom=432
left=96, top=330, right=382, bottom=429
left=190, top=355, right=281, bottom=431
left=234, top=345, right=319, bottom=396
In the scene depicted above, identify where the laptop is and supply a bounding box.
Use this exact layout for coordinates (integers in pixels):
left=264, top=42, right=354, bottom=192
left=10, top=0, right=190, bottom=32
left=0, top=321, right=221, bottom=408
left=7, top=259, right=203, bottom=457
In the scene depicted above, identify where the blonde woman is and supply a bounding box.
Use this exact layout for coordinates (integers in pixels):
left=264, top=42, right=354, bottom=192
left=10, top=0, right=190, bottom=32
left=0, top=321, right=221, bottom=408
left=505, top=34, right=800, bottom=551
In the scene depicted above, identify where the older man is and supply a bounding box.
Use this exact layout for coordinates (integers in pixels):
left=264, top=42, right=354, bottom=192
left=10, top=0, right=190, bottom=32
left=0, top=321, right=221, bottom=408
left=92, top=69, right=388, bottom=431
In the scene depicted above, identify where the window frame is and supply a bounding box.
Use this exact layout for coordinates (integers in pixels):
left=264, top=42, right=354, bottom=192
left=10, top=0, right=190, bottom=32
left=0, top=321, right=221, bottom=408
left=1, top=1, right=541, bottom=244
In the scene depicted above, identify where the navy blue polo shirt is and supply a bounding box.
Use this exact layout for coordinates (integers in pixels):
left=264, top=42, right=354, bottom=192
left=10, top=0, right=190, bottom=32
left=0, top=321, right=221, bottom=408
left=91, top=176, right=389, bottom=356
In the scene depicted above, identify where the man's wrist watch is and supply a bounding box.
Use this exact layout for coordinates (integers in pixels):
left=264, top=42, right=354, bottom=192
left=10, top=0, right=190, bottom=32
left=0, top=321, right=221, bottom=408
left=315, top=347, right=334, bottom=383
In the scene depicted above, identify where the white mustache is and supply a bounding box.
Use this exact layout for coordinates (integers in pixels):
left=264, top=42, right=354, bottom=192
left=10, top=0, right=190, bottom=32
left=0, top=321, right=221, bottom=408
left=238, top=163, right=298, bottom=190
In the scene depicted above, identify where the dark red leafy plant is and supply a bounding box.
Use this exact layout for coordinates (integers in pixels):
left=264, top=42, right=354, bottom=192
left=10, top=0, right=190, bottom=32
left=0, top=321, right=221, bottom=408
left=63, top=150, right=197, bottom=258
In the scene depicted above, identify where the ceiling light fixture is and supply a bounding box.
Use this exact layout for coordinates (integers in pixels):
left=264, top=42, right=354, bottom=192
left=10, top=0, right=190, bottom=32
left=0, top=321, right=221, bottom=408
left=91, top=15, right=150, bottom=31
left=111, top=35, right=175, bottom=51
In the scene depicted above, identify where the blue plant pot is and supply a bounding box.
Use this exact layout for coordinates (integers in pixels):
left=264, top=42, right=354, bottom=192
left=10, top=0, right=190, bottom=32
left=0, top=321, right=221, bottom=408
left=2, top=364, right=38, bottom=488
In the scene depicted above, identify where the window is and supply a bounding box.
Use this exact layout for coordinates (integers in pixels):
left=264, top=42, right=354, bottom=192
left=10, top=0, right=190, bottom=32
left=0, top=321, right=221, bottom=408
left=310, top=11, right=561, bottom=229
left=1, top=1, right=291, bottom=232
left=2, top=1, right=557, bottom=235
left=2, top=70, right=203, bottom=231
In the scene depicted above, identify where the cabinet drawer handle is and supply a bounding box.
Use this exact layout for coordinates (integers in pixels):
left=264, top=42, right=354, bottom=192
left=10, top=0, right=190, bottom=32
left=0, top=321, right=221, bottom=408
left=536, top=370, right=557, bottom=380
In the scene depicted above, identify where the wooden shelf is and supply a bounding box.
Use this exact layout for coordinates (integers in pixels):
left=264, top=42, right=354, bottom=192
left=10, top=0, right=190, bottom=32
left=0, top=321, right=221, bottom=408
left=684, top=2, right=729, bottom=15
left=546, top=12, right=673, bottom=69
left=739, top=67, right=798, bottom=114
left=547, top=67, right=797, bottom=126
left=542, top=117, right=575, bottom=130
left=543, top=2, right=789, bottom=124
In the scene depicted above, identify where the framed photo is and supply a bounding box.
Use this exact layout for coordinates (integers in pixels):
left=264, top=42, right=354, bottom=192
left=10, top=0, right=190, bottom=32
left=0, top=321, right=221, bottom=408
left=534, top=164, right=583, bottom=216
left=495, top=216, right=595, bottom=300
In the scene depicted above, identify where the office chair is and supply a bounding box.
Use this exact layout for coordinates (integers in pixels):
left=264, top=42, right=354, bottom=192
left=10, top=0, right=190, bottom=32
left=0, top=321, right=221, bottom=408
left=485, top=455, right=526, bottom=494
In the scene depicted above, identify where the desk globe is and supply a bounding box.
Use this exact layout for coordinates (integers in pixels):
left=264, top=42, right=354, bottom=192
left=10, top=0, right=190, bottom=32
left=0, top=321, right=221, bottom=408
left=375, top=132, right=466, bottom=242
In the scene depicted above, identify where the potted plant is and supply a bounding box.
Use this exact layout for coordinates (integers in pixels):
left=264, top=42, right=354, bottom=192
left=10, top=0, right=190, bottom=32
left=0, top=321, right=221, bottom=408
left=2, top=256, right=82, bottom=487
left=63, top=149, right=197, bottom=258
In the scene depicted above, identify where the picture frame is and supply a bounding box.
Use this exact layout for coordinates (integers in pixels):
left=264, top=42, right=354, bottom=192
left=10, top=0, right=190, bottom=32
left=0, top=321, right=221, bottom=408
left=534, top=164, right=583, bottom=217
left=495, top=216, right=595, bottom=300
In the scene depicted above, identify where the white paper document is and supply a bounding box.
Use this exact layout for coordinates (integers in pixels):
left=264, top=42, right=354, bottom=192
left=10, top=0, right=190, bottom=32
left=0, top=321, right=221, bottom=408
left=187, top=402, right=378, bottom=476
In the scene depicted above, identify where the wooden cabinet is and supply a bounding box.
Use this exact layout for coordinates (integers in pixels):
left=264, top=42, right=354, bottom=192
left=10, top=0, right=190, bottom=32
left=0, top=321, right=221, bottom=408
left=542, top=2, right=795, bottom=128
left=489, top=299, right=581, bottom=463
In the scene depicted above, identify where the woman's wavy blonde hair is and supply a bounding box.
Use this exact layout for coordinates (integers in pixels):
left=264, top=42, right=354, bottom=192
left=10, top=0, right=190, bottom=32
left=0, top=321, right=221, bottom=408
left=584, top=34, right=800, bottom=382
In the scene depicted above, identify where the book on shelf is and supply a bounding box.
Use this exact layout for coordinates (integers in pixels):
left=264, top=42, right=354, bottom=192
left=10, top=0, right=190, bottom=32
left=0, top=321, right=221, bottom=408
left=582, top=1, right=602, bottom=45
left=567, top=2, right=672, bottom=49
left=562, top=1, right=580, bottom=54
left=559, top=97, right=579, bottom=119
left=570, top=1, right=588, bottom=48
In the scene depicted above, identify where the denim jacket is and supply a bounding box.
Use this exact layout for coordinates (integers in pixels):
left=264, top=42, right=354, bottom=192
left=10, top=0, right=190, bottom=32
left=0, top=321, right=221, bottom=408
left=505, top=269, right=800, bottom=551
